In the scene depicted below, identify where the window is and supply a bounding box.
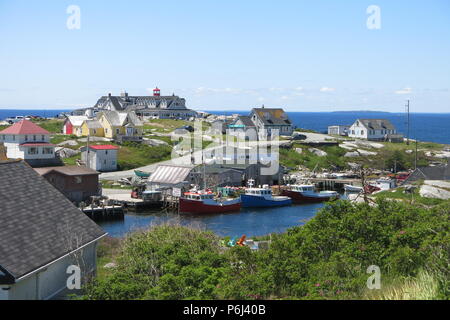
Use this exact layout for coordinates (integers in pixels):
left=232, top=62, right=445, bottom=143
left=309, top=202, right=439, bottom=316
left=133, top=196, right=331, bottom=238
left=13, top=135, right=15, bottom=141
left=74, top=176, right=82, bottom=184
left=33, top=135, right=36, bottom=141
left=41, top=135, right=45, bottom=141
left=25, top=135, right=28, bottom=141
left=43, top=148, right=53, bottom=154
left=361, top=130, right=364, bottom=135
left=116, top=129, right=120, bottom=134
left=28, top=147, right=38, bottom=155
left=105, top=150, right=108, bottom=155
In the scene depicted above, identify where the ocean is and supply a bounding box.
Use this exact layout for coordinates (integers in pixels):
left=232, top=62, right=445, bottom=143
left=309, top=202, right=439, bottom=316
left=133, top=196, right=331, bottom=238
left=1, top=109, right=449, bottom=145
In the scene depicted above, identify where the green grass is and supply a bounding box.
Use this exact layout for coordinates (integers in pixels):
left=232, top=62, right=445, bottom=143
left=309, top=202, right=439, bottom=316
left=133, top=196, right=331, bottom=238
left=280, top=144, right=348, bottom=171
left=374, top=186, right=445, bottom=206
left=101, top=180, right=133, bottom=190
left=117, top=141, right=172, bottom=170
left=31, top=119, right=64, bottom=133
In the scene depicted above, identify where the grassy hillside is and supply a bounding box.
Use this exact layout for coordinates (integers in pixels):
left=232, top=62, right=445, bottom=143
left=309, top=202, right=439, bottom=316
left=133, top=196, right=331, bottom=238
left=84, top=199, right=449, bottom=300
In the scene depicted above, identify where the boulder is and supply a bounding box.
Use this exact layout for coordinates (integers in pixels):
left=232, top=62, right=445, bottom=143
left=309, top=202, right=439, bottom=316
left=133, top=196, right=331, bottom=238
left=345, top=151, right=360, bottom=158
left=295, top=148, right=303, bottom=154
left=419, top=184, right=450, bottom=200
left=143, top=138, right=169, bottom=147
left=57, top=139, right=78, bottom=147
left=309, top=148, right=327, bottom=157
left=357, top=149, right=377, bottom=156
left=423, top=180, right=450, bottom=189
left=103, top=262, right=117, bottom=269
left=55, top=147, right=80, bottom=158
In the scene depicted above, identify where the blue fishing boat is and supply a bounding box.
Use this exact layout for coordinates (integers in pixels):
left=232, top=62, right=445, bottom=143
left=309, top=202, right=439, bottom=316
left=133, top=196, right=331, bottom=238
left=240, top=187, right=292, bottom=208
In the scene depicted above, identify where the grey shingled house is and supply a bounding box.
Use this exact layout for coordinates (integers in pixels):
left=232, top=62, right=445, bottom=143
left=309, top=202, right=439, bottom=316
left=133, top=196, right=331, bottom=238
left=0, top=160, right=106, bottom=300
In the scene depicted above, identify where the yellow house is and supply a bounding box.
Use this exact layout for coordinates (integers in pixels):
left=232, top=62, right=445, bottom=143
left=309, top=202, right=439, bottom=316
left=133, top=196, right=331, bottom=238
left=97, top=111, right=143, bottom=139
left=80, top=120, right=104, bottom=137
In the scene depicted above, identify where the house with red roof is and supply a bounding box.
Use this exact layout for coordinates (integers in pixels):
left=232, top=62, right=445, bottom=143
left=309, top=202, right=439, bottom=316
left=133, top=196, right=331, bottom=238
left=0, top=120, right=60, bottom=167
left=80, top=144, right=119, bottom=171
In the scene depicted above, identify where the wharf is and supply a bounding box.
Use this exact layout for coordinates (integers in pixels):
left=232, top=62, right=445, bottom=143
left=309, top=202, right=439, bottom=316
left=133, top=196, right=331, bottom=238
left=82, top=205, right=124, bottom=221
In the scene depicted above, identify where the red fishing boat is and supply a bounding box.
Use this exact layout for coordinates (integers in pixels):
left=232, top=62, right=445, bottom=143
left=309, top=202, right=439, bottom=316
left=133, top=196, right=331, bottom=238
left=281, top=185, right=340, bottom=203
left=179, top=190, right=241, bottom=214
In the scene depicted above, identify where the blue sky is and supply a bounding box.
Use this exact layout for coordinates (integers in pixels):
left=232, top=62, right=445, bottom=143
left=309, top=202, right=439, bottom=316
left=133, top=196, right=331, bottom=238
left=0, top=0, right=449, bottom=112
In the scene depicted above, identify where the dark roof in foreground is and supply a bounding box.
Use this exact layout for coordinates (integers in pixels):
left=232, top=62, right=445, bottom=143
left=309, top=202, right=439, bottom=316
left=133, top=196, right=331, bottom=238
left=0, top=160, right=106, bottom=283
left=33, top=165, right=99, bottom=176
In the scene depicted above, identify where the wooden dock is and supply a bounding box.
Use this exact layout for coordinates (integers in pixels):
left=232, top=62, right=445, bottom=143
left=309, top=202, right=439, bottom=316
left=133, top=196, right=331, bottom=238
left=309, top=178, right=361, bottom=190
left=82, top=205, right=124, bottom=221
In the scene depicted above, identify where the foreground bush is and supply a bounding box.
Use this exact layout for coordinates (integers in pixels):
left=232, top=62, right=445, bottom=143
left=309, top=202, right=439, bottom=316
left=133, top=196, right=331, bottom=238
left=84, top=200, right=450, bottom=300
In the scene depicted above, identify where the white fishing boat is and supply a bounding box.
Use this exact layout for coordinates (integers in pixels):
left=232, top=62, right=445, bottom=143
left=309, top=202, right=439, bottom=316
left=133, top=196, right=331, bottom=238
left=344, top=184, right=363, bottom=193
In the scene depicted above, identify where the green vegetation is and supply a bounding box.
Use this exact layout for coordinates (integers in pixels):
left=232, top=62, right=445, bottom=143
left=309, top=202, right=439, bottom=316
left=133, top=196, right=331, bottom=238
left=84, top=199, right=449, bottom=300
left=374, top=185, right=445, bottom=206
left=143, top=119, right=192, bottom=133
left=280, top=144, right=347, bottom=171
left=31, top=118, right=64, bottom=133
left=117, top=141, right=172, bottom=171
left=101, top=180, right=133, bottom=190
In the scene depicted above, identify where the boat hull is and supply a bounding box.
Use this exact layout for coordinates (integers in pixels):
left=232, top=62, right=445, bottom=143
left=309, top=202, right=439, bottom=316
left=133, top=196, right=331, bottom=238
left=179, top=198, right=241, bottom=214
left=240, top=194, right=292, bottom=208
left=281, top=190, right=339, bottom=203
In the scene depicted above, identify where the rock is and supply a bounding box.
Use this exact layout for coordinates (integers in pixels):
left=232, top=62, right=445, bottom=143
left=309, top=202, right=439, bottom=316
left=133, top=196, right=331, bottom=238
left=103, top=262, right=117, bottom=269
left=355, top=140, right=385, bottom=149
left=340, top=144, right=355, bottom=150
left=57, top=139, right=78, bottom=147
left=405, top=149, right=413, bottom=154
left=143, top=138, right=169, bottom=147
left=78, top=137, right=112, bottom=142
left=295, top=148, right=303, bottom=154
left=345, top=151, right=360, bottom=158
left=423, top=180, right=450, bottom=189
left=347, top=162, right=361, bottom=170
left=309, top=148, right=327, bottom=157
left=419, top=184, right=450, bottom=200
left=55, top=147, right=80, bottom=158
left=357, top=149, right=377, bottom=156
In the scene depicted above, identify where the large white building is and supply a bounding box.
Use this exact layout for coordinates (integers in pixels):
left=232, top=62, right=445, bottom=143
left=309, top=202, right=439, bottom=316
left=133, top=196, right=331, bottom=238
left=348, top=119, right=403, bottom=142
left=72, top=88, right=197, bottom=120
left=0, top=120, right=60, bottom=167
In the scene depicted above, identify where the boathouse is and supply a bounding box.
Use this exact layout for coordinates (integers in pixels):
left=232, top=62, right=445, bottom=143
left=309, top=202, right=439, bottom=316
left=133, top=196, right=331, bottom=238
left=34, top=166, right=101, bottom=204
left=0, top=160, right=106, bottom=300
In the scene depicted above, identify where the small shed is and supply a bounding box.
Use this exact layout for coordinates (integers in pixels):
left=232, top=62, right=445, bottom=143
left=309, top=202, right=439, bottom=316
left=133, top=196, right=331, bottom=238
left=80, top=144, right=119, bottom=172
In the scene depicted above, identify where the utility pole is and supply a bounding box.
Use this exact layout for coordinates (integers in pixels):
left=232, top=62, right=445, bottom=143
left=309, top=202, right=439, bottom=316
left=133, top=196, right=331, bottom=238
left=86, top=133, right=90, bottom=169
left=415, top=138, right=418, bottom=170
left=406, top=100, right=410, bottom=145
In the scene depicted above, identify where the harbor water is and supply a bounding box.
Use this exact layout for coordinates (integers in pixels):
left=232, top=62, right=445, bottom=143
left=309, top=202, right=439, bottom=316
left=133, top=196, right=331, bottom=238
left=97, top=200, right=338, bottom=238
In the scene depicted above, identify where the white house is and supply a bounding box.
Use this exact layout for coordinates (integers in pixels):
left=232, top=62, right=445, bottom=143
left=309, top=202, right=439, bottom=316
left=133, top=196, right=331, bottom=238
left=0, top=120, right=59, bottom=166
left=0, top=161, right=106, bottom=300
left=348, top=119, right=402, bottom=141
left=250, top=107, right=294, bottom=137
left=81, top=144, right=119, bottom=171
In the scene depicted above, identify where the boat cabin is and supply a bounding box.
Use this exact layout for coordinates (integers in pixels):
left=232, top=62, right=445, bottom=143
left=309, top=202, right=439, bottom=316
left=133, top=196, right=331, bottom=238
left=290, top=185, right=315, bottom=192
left=184, top=192, right=214, bottom=201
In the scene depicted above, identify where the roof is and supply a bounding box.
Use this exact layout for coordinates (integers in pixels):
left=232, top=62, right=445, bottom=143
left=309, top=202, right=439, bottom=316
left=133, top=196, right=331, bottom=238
left=66, top=116, right=89, bottom=127
left=19, top=142, right=55, bottom=147
left=236, top=115, right=256, bottom=127
left=251, top=108, right=292, bottom=126
left=84, top=119, right=103, bottom=129
left=34, top=165, right=99, bottom=176
left=0, top=161, right=106, bottom=282
left=99, top=110, right=143, bottom=127
left=0, top=120, right=49, bottom=135
left=89, top=145, right=119, bottom=150
left=355, top=119, right=396, bottom=131
left=404, top=160, right=450, bottom=183
left=148, top=165, right=193, bottom=185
